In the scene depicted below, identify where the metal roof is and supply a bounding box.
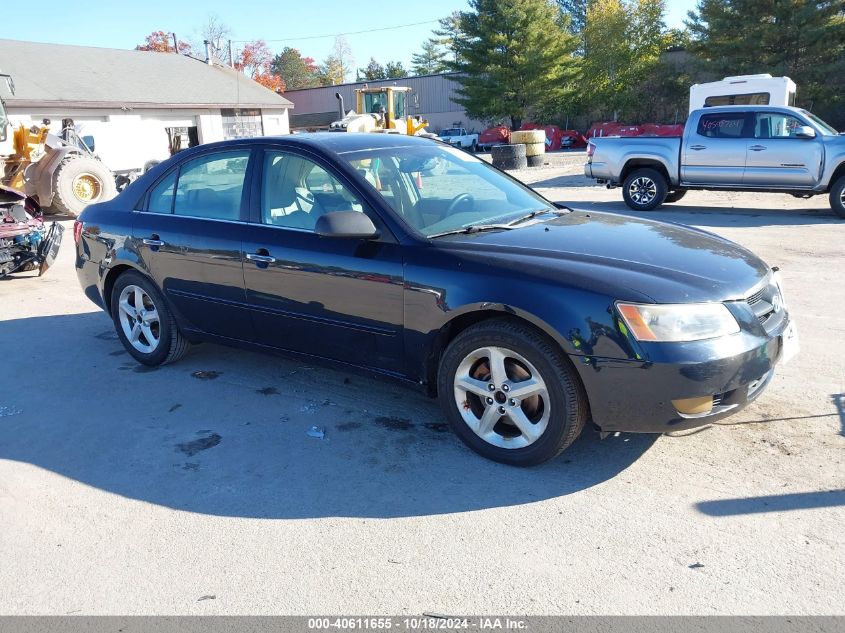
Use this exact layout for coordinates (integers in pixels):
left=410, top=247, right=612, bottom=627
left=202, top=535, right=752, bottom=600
left=0, top=39, right=292, bottom=110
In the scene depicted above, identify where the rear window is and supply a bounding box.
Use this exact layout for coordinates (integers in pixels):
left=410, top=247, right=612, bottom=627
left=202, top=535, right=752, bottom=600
left=704, top=93, right=770, bottom=107
left=696, top=113, right=749, bottom=138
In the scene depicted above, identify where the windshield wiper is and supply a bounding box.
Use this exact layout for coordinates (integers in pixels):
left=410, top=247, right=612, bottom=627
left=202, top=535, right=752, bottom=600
left=506, top=208, right=569, bottom=226
left=427, top=224, right=516, bottom=239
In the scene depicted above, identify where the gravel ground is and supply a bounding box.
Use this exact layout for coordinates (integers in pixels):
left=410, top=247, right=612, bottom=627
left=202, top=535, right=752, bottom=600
left=0, top=155, right=843, bottom=615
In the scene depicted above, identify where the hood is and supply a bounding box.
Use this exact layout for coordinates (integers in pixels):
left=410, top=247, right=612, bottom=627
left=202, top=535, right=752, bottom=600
left=438, top=211, right=771, bottom=303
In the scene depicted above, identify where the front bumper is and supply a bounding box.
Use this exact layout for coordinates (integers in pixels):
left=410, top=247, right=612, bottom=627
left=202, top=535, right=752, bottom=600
left=576, top=316, right=792, bottom=433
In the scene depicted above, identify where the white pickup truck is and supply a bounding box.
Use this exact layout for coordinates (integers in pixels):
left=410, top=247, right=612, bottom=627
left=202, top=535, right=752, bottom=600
left=585, top=105, right=845, bottom=217
left=437, top=128, right=479, bottom=152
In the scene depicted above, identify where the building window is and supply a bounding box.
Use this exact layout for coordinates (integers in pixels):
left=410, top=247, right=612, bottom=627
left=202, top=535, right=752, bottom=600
left=221, top=108, right=264, bottom=139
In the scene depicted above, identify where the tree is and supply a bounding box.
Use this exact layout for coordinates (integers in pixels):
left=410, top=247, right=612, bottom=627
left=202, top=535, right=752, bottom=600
left=235, top=41, right=285, bottom=93
left=318, top=55, right=346, bottom=85
left=556, top=0, right=588, bottom=54
left=136, top=31, right=191, bottom=54
left=434, top=11, right=466, bottom=65
left=411, top=39, right=449, bottom=75
left=686, top=0, right=845, bottom=124
left=271, top=47, right=319, bottom=90
left=385, top=61, right=408, bottom=78
left=580, top=0, right=667, bottom=120
left=197, top=14, right=232, bottom=63
left=361, top=57, right=386, bottom=80
left=448, top=0, right=579, bottom=129
left=331, top=36, right=354, bottom=84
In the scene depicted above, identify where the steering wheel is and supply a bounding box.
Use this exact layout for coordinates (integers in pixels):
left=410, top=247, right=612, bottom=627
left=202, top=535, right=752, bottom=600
left=446, top=192, right=475, bottom=215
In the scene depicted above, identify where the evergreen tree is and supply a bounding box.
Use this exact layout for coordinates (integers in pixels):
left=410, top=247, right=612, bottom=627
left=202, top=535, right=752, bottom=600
left=411, top=39, right=449, bottom=75
left=687, top=0, right=845, bottom=122
left=385, top=61, right=409, bottom=78
left=361, top=57, right=386, bottom=80
left=271, top=47, right=319, bottom=90
left=448, top=0, right=579, bottom=129
left=434, top=11, right=466, bottom=64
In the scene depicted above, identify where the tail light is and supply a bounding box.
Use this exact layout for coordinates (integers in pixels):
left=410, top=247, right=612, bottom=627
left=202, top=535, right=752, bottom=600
left=587, top=142, right=596, bottom=158
left=73, top=220, right=83, bottom=245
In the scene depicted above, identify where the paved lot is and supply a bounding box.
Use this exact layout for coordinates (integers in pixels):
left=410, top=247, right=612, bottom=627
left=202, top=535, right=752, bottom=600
left=1, top=162, right=843, bottom=615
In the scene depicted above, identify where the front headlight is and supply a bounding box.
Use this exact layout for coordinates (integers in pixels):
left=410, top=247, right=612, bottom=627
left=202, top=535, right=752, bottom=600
left=617, top=302, right=740, bottom=342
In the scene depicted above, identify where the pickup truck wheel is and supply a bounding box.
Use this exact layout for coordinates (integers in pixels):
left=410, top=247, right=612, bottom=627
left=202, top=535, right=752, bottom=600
left=830, top=176, right=845, bottom=219
left=437, top=319, right=588, bottom=466
left=664, top=189, right=687, bottom=204
left=622, top=168, right=667, bottom=211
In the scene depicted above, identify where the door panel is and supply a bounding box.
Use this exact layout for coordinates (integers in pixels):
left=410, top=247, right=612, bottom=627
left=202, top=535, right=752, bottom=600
left=743, top=112, right=822, bottom=187
left=682, top=111, right=750, bottom=185
left=133, top=149, right=252, bottom=340
left=242, top=149, right=404, bottom=373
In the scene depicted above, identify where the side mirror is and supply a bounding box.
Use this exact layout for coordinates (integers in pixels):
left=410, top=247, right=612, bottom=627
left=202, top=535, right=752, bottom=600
left=315, top=211, right=380, bottom=240
left=794, top=125, right=816, bottom=139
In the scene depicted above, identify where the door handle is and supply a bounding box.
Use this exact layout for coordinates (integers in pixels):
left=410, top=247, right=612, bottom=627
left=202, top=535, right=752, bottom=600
left=246, top=252, right=276, bottom=264
left=749, top=145, right=767, bottom=151
left=142, top=236, right=165, bottom=247
left=689, top=145, right=706, bottom=151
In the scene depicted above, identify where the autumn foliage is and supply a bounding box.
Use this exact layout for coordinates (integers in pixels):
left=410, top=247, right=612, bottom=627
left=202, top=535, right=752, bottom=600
left=136, top=31, right=191, bottom=54
left=235, top=40, right=286, bottom=93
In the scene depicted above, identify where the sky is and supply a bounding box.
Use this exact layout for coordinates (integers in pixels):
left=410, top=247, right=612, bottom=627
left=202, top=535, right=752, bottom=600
left=4, top=0, right=697, bottom=77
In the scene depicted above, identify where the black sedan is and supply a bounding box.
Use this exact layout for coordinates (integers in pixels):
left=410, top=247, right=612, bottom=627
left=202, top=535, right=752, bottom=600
left=75, top=133, right=797, bottom=466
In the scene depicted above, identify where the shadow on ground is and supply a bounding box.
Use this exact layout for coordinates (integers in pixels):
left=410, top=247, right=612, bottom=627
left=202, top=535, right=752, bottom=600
left=0, top=312, right=657, bottom=519
left=696, top=489, right=845, bottom=516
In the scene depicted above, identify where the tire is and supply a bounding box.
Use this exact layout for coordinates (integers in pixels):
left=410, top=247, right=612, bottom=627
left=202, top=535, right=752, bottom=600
left=511, top=129, right=546, bottom=144
left=491, top=143, right=527, bottom=170
left=664, top=189, right=688, bottom=204
left=829, top=175, right=845, bottom=219
left=51, top=155, right=116, bottom=217
left=470, top=140, right=478, bottom=153
left=527, top=154, right=544, bottom=167
left=110, top=270, right=190, bottom=366
left=524, top=142, right=545, bottom=157
left=622, top=167, right=668, bottom=211
left=437, top=318, right=589, bottom=466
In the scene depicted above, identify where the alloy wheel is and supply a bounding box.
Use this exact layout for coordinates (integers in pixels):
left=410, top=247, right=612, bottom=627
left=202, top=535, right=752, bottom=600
left=117, top=285, right=161, bottom=353
left=628, top=177, right=657, bottom=206
left=453, top=346, right=550, bottom=449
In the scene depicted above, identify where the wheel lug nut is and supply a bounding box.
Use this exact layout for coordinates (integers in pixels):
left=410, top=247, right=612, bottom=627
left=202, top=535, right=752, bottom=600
left=486, top=397, right=494, bottom=405
left=498, top=406, right=506, bottom=414
left=509, top=399, right=517, bottom=406
left=488, top=384, right=496, bottom=391
left=502, top=384, right=510, bottom=392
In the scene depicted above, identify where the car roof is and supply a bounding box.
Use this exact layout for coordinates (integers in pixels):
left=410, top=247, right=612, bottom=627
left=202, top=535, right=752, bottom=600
left=194, top=132, right=437, bottom=156
left=696, top=105, right=804, bottom=115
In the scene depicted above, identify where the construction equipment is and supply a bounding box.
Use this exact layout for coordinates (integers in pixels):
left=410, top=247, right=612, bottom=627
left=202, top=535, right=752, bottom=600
left=0, top=73, right=116, bottom=217
left=329, top=85, right=433, bottom=136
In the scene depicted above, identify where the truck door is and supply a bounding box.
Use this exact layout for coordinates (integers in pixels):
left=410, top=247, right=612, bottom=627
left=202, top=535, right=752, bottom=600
left=681, top=111, right=751, bottom=185
left=743, top=111, right=822, bottom=188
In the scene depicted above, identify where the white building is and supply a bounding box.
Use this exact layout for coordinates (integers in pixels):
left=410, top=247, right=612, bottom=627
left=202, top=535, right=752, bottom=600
left=0, top=39, right=293, bottom=175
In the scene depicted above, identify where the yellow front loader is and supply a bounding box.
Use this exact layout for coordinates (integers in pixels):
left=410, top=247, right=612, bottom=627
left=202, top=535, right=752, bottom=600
left=329, top=85, right=433, bottom=136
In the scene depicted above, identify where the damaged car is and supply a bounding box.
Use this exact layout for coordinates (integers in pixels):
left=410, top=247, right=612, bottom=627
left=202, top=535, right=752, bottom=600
left=0, top=185, right=63, bottom=278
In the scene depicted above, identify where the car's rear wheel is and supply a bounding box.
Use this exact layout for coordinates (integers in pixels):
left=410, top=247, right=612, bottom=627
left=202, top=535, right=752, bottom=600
left=110, top=271, right=190, bottom=366
left=622, top=167, right=667, bottom=211
left=830, top=175, right=845, bottom=219
left=437, top=319, right=588, bottom=466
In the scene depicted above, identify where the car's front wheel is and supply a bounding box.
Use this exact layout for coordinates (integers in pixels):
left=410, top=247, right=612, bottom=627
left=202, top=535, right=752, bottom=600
left=622, top=167, right=667, bottom=211
left=110, top=271, right=190, bottom=366
left=437, top=319, right=588, bottom=466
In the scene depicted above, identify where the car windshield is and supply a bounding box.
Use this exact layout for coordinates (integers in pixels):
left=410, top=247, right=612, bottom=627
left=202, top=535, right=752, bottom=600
left=340, top=143, right=557, bottom=237
left=440, top=129, right=460, bottom=137
left=801, top=110, right=839, bottom=135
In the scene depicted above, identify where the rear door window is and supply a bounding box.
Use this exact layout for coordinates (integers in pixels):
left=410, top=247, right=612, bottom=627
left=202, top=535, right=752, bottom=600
left=146, top=170, right=177, bottom=214
left=696, top=113, right=749, bottom=138
left=173, top=151, right=250, bottom=220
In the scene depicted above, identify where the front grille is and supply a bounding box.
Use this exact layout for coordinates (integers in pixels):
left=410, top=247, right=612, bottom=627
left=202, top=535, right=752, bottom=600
left=745, top=281, right=783, bottom=330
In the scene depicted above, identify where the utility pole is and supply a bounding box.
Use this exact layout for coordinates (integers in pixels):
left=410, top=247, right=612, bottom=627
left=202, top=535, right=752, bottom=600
left=171, top=32, right=178, bottom=53
left=228, top=40, right=234, bottom=68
